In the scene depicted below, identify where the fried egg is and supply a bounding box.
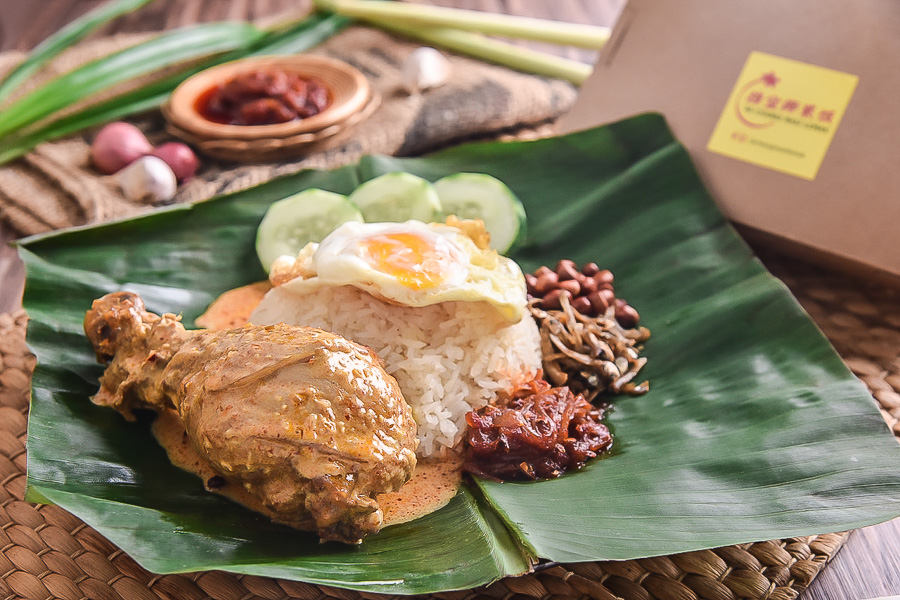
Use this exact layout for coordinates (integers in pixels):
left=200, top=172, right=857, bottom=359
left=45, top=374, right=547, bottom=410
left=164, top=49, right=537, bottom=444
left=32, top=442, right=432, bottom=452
left=277, top=220, right=527, bottom=322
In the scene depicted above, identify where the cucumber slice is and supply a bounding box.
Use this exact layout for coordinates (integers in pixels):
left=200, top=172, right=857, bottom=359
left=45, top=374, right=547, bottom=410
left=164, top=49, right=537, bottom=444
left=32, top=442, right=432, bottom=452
left=433, top=173, right=527, bottom=253
left=255, top=189, right=363, bottom=272
left=348, top=172, right=442, bottom=223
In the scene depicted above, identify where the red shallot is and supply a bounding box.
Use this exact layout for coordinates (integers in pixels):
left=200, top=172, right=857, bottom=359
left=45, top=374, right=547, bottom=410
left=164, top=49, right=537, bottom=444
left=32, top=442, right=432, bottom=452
left=151, top=142, right=199, bottom=182
left=91, top=122, right=153, bottom=174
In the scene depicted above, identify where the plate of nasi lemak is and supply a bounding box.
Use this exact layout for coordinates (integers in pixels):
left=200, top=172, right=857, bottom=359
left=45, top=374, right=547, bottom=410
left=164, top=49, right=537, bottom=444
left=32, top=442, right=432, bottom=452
left=20, top=114, right=900, bottom=593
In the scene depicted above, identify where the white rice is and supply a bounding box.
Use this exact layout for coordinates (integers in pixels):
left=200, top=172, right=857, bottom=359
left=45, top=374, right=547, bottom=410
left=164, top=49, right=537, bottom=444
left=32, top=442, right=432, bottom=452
left=251, top=285, right=542, bottom=457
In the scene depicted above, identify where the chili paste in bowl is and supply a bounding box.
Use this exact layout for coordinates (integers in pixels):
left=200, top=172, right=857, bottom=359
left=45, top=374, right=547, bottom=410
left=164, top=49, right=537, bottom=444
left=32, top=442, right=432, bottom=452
left=162, top=54, right=372, bottom=160
left=196, top=69, right=332, bottom=126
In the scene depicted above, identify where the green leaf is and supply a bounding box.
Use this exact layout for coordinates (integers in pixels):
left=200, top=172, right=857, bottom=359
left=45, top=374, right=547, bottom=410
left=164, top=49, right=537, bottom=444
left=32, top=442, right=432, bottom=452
left=246, top=11, right=352, bottom=56
left=27, top=485, right=529, bottom=591
left=0, top=12, right=351, bottom=165
left=0, top=78, right=173, bottom=165
left=0, top=0, right=156, bottom=104
left=19, top=114, right=900, bottom=592
left=0, top=21, right=265, bottom=139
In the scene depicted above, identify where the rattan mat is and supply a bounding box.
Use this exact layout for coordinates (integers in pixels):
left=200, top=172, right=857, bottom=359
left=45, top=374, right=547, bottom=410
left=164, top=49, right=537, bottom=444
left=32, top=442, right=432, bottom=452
left=1, top=252, right=898, bottom=600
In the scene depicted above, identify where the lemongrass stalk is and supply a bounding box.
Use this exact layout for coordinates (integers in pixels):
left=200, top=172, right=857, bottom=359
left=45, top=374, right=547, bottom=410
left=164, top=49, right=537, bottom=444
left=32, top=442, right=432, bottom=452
left=358, top=18, right=592, bottom=84
left=0, top=0, right=157, bottom=104
left=315, top=0, right=609, bottom=50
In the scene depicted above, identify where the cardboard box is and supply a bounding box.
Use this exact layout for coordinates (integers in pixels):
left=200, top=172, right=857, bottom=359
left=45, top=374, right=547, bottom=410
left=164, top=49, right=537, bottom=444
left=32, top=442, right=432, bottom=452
left=557, top=0, right=900, bottom=284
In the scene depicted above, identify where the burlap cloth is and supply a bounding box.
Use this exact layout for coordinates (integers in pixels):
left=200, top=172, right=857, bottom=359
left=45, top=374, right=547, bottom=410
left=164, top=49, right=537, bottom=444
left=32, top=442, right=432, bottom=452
left=1, top=25, right=899, bottom=600
left=0, top=26, right=574, bottom=237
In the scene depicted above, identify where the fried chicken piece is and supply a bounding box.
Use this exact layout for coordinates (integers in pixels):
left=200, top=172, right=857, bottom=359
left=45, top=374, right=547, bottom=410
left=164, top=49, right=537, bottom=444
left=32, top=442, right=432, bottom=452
left=84, top=291, right=417, bottom=544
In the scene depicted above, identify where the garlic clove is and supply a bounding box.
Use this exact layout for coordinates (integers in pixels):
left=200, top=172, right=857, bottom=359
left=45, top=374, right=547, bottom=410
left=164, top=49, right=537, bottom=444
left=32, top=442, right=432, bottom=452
left=403, top=47, right=452, bottom=93
left=117, top=155, right=178, bottom=205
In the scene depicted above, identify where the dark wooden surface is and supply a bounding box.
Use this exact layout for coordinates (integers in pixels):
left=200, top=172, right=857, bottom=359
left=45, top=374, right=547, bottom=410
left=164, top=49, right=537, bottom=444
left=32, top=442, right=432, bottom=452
left=1, top=2, right=898, bottom=600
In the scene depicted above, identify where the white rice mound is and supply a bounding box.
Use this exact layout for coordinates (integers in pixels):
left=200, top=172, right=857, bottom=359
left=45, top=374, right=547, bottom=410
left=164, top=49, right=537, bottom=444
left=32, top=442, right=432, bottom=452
left=251, top=285, right=542, bottom=457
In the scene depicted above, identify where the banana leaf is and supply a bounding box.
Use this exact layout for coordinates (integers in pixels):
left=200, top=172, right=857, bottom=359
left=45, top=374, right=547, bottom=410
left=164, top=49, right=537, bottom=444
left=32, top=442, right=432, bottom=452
left=19, top=113, right=900, bottom=593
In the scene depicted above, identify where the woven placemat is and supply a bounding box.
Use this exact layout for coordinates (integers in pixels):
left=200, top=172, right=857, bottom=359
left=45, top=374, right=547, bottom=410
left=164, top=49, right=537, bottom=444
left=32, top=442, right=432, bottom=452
left=3, top=250, right=898, bottom=600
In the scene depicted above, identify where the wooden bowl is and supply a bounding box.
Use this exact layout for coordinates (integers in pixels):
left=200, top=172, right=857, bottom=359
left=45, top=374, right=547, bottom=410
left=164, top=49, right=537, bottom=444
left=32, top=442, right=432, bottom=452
left=164, top=89, right=381, bottom=163
left=164, top=54, right=371, bottom=142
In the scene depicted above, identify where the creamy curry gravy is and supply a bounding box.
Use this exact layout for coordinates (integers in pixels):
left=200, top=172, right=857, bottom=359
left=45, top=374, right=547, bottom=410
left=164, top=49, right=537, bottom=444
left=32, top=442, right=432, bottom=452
left=194, top=281, right=271, bottom=329
left=152, top=409, right=461, bottom=527
left=167, top=281, right=463, bottom=528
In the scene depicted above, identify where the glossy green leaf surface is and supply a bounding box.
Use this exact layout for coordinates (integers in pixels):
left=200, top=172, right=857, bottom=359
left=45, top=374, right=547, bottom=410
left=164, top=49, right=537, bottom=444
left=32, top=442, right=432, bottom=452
left=0, top=22, right=265, bottom=139
left=21, top=114, right=900, bottom=593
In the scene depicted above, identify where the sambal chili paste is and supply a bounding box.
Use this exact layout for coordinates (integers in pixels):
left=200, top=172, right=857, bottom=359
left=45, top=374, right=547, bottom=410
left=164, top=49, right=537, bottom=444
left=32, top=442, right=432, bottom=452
left=197, top=69, right=331, bottom=126
left=463, top=379, right=613, bottom=481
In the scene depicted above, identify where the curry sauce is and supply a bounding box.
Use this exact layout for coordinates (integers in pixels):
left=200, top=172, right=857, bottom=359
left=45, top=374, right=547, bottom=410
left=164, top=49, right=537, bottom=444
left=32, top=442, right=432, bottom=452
left=185, top=281, right=463, bottom=528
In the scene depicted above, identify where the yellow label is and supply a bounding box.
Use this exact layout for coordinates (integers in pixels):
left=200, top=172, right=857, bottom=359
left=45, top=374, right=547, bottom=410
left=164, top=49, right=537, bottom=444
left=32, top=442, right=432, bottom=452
left=707, top=51, right=858, bottom=180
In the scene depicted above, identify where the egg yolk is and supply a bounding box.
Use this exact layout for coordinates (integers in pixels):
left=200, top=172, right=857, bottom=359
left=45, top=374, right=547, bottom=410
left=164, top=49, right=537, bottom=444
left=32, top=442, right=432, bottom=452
left=359, top=232, right=454, bottom=290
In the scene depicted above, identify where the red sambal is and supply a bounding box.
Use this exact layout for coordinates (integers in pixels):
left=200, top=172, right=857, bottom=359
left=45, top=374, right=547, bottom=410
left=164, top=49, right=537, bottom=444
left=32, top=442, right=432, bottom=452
left=196, top=69, right=331, bottom=126
left=463, top=379, right=613, bottom=481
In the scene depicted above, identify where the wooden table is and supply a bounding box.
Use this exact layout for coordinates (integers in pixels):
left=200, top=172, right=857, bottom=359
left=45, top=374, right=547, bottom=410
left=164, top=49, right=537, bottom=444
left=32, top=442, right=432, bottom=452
left=1, top=2, right=898, bottom=599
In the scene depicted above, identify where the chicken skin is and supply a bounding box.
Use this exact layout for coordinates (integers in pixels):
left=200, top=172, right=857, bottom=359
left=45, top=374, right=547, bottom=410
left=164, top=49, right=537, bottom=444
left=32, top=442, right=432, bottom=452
left=84, top=291, right=418, bottom=544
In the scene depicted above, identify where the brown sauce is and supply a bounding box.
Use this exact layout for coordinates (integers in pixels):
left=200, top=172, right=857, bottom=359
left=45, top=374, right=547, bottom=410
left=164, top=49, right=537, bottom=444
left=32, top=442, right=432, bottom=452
left=151, top=409, right=460, bottom=527
left=378, top=453, right=462, bottom=525
left=196, top=69, right=331, bottom=126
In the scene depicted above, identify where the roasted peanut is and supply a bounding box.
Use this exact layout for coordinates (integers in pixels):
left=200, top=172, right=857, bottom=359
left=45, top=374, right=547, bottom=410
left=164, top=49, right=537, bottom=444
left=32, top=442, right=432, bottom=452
left=581, top=262, right=600, bottom=276
left=572, top=296, right=593, bottom=315
left=588, top=291, right=610, bottom=313
left=614, top=299, right=640, bottom=329
left=597, top=288, right=615, bottom=303
left=556, top=259, right=580, bottom=281
left=528, top=261, right=640, bottom=328
left=542, top=289, right=564, bottom=310
left=593, top=269, right=614, bottom=287
left=558, top=279, right=581, bottom=296
left=534, top=271, right=559, bottom=294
